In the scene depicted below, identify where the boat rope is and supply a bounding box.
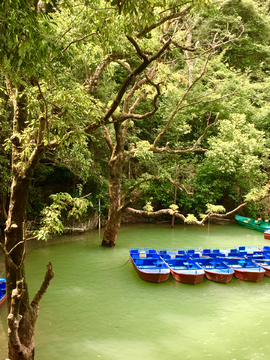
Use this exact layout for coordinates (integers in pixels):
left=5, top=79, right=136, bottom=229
left=121, top=258, right=130, bottom=267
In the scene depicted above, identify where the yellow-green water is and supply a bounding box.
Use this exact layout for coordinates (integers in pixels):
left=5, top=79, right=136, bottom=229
left=1, top=223, right=270, bottom=359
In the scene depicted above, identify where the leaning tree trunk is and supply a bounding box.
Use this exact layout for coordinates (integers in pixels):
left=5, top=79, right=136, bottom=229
left=4, top=156, right=54, bottom=360
left=5, top=175, right=36, bottom=360
left=2, top=81, right=54, bottom=360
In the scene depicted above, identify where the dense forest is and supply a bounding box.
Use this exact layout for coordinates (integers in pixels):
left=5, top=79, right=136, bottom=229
left=1, top=0, right=270, bottom=358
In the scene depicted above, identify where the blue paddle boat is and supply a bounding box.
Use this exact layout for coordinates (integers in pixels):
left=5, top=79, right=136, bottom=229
left=194, top=257, right=234, bottom=283
left=159, top=254, right=205, bottom=285
left=129, top=248, right=170, bottom=283
left=223, top=257, right=265, bottom=282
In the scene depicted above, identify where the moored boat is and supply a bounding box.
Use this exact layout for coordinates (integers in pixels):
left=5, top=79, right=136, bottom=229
left=129, top=248, right=170, bottom=283
left=235, top=215, right=270, bottom=233
left=223, top=257, right=265, bottom=282
left=245, top=253, right=270, bottom=277
left=194, top=257, right=234, bottom=284
left=252, top=259, right=270, bottom=277
left=0, top=277, right=6, bottom=308
left=160, top=254, right=204, bottom=285
left=264, top=229, right=270, bottom=240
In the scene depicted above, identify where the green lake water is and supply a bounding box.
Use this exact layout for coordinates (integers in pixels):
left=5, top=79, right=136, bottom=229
left=1, top=223, right=270, bottom=360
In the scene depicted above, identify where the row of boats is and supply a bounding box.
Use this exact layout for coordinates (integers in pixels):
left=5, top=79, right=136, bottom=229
left=0, top=277, right=6, bottom=308
left=129, top=246, right=270, bottom=284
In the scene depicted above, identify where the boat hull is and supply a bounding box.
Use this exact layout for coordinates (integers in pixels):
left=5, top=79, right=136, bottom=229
left=253, top=262, right=270, bottom=277
left=233, top=269, right=265, bottom=282
left=204, top=270, right=234, bottom=284
left=170, top=269, right=204, bottom=285
left=264, top=230, right=270, bottom=240
left=0, top=294, right=6, bottom=308
left=130, top=257, right=170, bottom=283
left=258, top=266, right=270, bottom=277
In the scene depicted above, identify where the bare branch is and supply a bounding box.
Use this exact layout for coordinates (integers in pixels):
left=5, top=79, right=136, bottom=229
left=84, top=37, right=172, bottom=134
left=115, top=60, right=132, bottom=73
left=103, top=125, right=114, bottom=153
left=122, top=176, right=159, bottom=203
left=31, top=262, right=54, bottom=309
left=168, top=178, right=194, bottom=195
left=136, top=5, right=193, bottom=38
left=36, top=80, right=48, bottom=123
left=78, top=192, right=92, bottom=200
left=151, top=50, right=213, bottom=151
left=61, top=32, right=97, bottom=53
left=88, top=53, right=124, bottom=95
left=200, top=202, right=248, bottom=225
left=126, top=201, right=249, bottom=226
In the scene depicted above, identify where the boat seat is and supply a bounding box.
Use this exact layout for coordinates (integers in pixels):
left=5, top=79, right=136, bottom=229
left=177, top=250, right=185, bottom=255
left=238, top=260, right=246, bottom=267
left=203, top=249, right=211, bottom=254
left=135, top=259, right=144, bottom=266
left=130, top=250, right=139, bottom=255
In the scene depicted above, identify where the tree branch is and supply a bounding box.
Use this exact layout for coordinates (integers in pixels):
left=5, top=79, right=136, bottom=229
left=168, top=178, right=194, bottom=195
left=31, top=262, right=54, bottom=310
left=103, top=125, right=114, bottom=154
left=125, top=201, right=248, bottom=225
left=151, top=50, right=213, bottom=151
left=88, top=53, right=124, bottom=95
left=61, top=32, right=97, bottom=53
left=136, top=5, right=193, bottom=38
left=84, top=37, right=171, bottom=134
left=121, top=176, right=159, bottom=204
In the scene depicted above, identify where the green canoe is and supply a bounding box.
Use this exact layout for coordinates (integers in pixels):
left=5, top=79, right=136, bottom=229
left=235, top=215, right=270, bottom=233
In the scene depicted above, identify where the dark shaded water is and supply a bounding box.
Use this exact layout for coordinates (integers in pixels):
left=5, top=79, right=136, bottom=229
left=1, top=223, right=270, bottom=359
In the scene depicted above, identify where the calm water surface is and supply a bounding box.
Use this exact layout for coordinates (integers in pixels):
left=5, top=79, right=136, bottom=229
left=1, top=223, right=270, bottom=360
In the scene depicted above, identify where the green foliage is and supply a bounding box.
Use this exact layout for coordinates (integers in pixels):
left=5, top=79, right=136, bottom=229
left=143, top=199, right=154, bottom=212
left=133, top=141, right=153, bottom=160
left=244, top=184, right=270, bottom=203
left=206, top=203, right=225, bottom=213
left=206, top=114, right=265, bottom=176
left=36, top=192, right=93, bottom=241
left=185, top=214, right=198, bottom=223
left=0, top=0, right=57, bottom=81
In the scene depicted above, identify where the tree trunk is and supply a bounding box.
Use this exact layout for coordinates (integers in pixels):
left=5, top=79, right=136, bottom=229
left=4, top=172, right=54, bottom=360
left=2, top=81, right=54, bottom=360
left=5, top=174, right=36, bottom=359
left=102, top=158, right=123, bottom=247
left=102, top=123, right=126, bottom=247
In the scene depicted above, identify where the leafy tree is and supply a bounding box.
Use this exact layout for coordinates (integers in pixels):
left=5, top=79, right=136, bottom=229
left=0, top=0, right=213, bottom=357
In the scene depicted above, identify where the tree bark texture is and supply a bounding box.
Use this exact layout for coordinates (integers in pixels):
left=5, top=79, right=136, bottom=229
left=3, top=81, right=54, bottom=360
left=102, top=124, right=126, bottom=247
